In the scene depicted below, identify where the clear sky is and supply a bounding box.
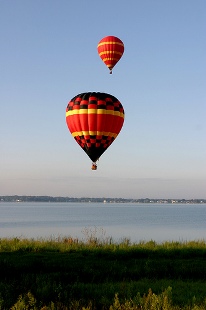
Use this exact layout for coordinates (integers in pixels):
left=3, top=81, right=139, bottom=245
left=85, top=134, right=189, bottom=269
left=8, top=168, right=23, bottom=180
left=1, top=0, right=205, bottom=199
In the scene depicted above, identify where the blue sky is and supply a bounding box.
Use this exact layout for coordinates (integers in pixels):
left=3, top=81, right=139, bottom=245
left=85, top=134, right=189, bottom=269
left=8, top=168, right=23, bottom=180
left=1, top=0, right=205, bottom=199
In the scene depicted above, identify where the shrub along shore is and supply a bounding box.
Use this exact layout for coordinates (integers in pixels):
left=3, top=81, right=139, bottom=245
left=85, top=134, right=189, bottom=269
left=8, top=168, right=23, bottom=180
left=0, top=236, right=206, bottom=309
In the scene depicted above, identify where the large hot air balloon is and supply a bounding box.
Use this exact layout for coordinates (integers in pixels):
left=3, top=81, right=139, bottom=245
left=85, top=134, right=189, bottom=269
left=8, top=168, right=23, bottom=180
left=66, top=92, right=124, bottom=170
left=97, top=36, right=124, bottom=74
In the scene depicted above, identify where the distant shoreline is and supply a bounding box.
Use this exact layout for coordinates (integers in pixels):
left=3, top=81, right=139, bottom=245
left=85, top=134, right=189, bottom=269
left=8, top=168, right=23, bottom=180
left=1, top=195, right=206, bottom=204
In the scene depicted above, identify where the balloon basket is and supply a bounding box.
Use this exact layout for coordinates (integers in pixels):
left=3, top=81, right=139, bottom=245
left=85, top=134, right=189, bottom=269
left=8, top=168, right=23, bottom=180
left=91, top=163, right=97, bottom=170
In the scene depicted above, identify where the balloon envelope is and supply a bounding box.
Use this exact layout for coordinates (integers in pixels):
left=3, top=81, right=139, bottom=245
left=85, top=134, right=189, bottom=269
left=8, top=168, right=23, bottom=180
left=66, top=92, right=124, bottom=163
left=97, top=36, right=124, bottom=73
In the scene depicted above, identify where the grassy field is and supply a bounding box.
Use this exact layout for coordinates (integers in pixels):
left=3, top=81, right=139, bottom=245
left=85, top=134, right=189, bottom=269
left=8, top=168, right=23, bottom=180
left=0, top=235, right=206, bottom=309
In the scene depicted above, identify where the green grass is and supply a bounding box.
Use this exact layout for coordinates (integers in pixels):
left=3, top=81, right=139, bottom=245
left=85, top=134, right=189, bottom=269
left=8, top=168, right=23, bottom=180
left=0, top=236, right=206, bottom=309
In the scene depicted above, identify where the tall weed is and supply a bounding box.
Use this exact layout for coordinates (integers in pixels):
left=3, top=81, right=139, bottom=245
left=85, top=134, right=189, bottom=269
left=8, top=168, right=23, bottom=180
left=9, top=288, right=206, bottom=310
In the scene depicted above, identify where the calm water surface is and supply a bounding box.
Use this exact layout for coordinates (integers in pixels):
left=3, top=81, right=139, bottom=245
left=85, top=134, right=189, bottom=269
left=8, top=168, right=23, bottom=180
left=0, top=202, right=206, bottom=243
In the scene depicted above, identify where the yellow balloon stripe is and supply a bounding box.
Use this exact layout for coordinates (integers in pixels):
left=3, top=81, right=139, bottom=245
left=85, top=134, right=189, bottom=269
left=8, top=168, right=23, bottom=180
left=98, top=51, right=123, bottom=57
left=71, top=131, right=118, bottom=138
left=66, top=109, right=124, bottom=118
left=98, top=41, right=124, bottom=47
left=103, top=57, right=122, bottom=62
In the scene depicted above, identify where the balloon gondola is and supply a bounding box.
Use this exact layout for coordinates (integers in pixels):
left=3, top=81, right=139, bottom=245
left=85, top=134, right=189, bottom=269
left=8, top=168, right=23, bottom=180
left=66, top=92, right=124, bottom=170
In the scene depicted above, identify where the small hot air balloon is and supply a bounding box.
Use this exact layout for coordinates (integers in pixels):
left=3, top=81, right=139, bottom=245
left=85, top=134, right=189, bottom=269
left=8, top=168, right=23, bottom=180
left=66, top=92, right=125, bottom=170
left=97, top=36, right=124, bottom=74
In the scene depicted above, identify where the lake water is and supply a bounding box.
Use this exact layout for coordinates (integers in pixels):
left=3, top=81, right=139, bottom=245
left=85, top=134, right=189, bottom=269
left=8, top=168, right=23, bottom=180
left=0, top=202, right=206, bottom=243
